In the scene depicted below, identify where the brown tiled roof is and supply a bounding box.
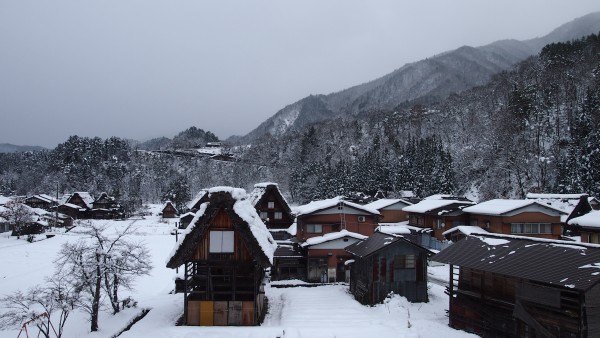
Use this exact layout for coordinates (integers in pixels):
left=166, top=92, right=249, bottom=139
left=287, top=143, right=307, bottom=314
left=432, top=234, right=600, bottom=291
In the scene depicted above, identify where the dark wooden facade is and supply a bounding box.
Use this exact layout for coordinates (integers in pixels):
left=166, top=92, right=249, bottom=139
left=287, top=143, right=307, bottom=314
left=24, top=195, right=57, bottom=210
left=90, top=193, right=124, bottom=219
left=346, top=232, right=431, bottom=304
left=166, top=191, right=275, bottom=326
left=162, top=201, right=178, bottom=218
left=250, top=183, right=294, bottom=231
left=433, top=234, right=600, bottom=337
left=272, top=244, right=306, bottom=281
left=405, top=202, right=472, bottom=241
left=179, top=212, right=196, bottom=229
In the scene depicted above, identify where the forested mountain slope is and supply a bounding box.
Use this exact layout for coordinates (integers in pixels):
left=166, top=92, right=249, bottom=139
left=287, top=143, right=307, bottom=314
left=237, top=12, right=600, bottom=144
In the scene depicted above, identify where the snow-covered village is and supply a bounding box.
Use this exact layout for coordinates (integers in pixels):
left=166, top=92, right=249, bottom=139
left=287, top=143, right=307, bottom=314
left=1, top=184, right=600, bottom=337
left=2, top=2, right=600, bottom=338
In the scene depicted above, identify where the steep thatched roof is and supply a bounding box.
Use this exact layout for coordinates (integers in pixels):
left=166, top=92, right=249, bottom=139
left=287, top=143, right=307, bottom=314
left=166, top=188, right=277, bottom=269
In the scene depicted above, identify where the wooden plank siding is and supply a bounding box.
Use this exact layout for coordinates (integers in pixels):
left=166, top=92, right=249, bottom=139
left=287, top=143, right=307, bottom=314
left=191, top=209, right=254, bottom=263
left=450, top=267, right=587, bottom=336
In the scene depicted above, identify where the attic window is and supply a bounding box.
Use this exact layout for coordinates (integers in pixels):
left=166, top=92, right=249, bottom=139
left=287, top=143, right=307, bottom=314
left=209, top=231, right=234, bottom=253
left=274, top=211, right=282, bottom=220
left=268, top=201, right=275, bottom=209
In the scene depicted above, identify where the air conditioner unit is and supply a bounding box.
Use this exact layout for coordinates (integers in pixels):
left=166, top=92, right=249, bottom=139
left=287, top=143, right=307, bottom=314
left=357, top=216, right=366, bottom=223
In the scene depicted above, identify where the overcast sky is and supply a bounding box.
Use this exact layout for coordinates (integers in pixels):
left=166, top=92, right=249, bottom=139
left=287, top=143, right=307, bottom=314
left=1, top=1, right=599, bottom=148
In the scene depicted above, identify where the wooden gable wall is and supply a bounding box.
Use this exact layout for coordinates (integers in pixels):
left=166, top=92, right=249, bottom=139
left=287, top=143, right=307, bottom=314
left=192, top=208, right=254, bottom=263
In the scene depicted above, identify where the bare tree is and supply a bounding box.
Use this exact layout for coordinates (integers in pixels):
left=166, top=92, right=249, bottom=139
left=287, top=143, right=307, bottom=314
left=0, top=275, right=77, bottom=338
left=0, top=200, right=34, bottom=235
left=55, top=222, right=151, bottom=332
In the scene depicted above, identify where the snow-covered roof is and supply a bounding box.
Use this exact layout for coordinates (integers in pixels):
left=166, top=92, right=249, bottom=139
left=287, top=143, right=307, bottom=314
left=376, top=222, right=412, bottom=235
left=294, top=196, right=380, bottom=216
left=186, top=189, right=208, bottom=209
left=526, top=193, right=586, bottom=216
left=364, top=198, right=412, bottom=210
left=568, top=211, right=600, bottom=229
left=61, top=202, right=84, bottom=210
left=462, top=199, right=567, bottom=216
left=402, top=199, right=473, bottom=214
left=526, top=193, right=587, bottom=200
left=301, top=230, right=367, bottom=247
left=74, top=192, right=94, bottom=208
left=28, top=194, right=58, bottom=203
left=247, top=182, right=290, bottom=209
left=166, top=187, right=277, bottom=267
left=424, top=194, right=452, bottom=200
left=162, top=201, right=178, bottom=212
left=442, top=225, right=489, bottom=236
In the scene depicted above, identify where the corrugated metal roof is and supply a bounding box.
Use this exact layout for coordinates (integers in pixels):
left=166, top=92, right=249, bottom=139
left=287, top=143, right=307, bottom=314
left=432, top=235, right=600, bottom=291
left=345, top=231, right=432, bottom=258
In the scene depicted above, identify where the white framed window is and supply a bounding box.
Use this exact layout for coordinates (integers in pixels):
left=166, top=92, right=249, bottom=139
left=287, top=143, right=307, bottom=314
left=357, top=216, right=366, bottom=222
left=260, top=211, right=268, bottom=220
left=209, top=231, right=234, bottom=253
left=274, top=211, right=282, bottom=220
left=267, top=201, right=275, bottom=209
left=306, top=224, right=322, bottom=233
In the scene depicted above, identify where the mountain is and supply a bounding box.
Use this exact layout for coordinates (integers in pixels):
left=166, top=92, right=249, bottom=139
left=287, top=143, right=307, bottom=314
left=0, top=143, right=45, bottom=153
left=137, top=126, right=220, bottom=150
left=236, top=12, right=600, bottom=143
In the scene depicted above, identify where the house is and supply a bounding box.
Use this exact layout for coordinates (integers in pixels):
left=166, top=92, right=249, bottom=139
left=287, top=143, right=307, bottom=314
left=364, top=198, right=413, bottom=223
left=162, top=201, right=178, bottom=218
left=179, top=212, right=196, bottom=229
left=24, top=194, right=58, bottom=210
left=57, top=192, right=94, bottom=219
left=248, top=183, right=294, bottom=240
left=91, top=192, right=124, bottom=219
left=166, top=187, right=277, bottom=326
left=301, top=230, right=367, bottom=283
left=402, top=196, right=474, bottom=242
left=568, top=211, right=600, bottom=243
left=442, top=225, right=490, bottom=242
left=432, top=234, right=600, bottom=337
left=590, top=197, right=600, bottom=210
left=462, top=199, right=567, bottom=240
left=41, top=212, right=73, bottom=228
left=526, top=193, right=593, bottom=235
left=345, top=231, right=432, bottom=304
left=187, top=190, right=209, bottom=213
left=294, top=196, right=381, bottom=242
left=271, top=244, right=306, bottom=281
left=290, top=197, right=380, bottom=282
left=56, top=203, right=83, bottom=220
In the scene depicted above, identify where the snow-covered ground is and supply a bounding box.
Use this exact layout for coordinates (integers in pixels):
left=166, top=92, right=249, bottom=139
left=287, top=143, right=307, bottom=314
left=0, top=207, right=476, bottom=338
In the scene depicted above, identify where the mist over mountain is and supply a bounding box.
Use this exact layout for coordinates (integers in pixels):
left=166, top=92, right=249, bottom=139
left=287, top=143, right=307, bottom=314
left=0, top=143, right=46, bottom=153
left=235, top=12, right=600, bottom=144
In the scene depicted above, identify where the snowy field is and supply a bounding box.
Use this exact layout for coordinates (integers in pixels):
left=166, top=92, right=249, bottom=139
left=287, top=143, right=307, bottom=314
left=0, top=208, right=476, bottom=338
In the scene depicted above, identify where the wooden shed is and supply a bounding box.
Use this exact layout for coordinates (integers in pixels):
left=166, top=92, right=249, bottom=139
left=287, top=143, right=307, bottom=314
left=345, top=231, right=432, bottom=304
left=432, top=234, right=600, bottom=337
left=162, top=201, right=178, bottom=218
left=166, top=188, right=277, bottom=326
